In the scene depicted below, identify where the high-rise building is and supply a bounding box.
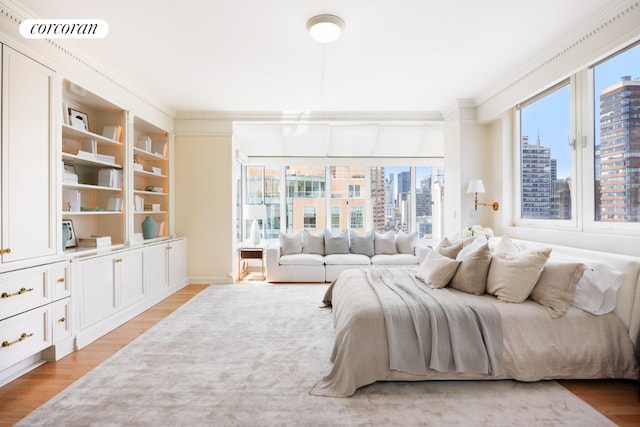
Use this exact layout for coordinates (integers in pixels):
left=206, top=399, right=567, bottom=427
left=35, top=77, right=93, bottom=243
left=521, top=135, right=552, bottom=218
left=597, top=75, right=640, bottom=222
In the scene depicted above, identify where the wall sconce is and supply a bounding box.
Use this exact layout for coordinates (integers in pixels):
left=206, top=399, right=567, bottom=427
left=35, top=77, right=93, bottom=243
left=467, top=179, right=499, bottom=211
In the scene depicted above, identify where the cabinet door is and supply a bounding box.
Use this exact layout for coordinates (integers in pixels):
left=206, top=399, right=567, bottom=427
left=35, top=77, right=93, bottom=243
left=1, top=46, right=55, bottom=263
left=144, top=243, right=168, bottom=297
left=51, top=297, right=71, bottom=343
left=118, top=249, right=144, bottom=309
left=168, top=239, right=187, bottom=288
left=77, top=255, right=116, bottom=329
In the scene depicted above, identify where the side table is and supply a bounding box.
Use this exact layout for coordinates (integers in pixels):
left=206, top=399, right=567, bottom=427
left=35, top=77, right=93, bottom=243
left=237, top=247, right=265, bottom=281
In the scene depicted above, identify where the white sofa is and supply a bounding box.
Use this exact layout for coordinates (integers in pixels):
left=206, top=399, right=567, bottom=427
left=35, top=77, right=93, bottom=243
left=266, top=229, right=430, bottom=283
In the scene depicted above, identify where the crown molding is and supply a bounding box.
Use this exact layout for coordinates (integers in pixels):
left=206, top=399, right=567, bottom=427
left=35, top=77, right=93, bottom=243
left=175, top=110, right=443, bottom=124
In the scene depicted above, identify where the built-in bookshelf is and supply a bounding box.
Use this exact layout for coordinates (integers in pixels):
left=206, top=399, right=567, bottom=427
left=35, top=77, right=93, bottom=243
left=61, top=80, right=126, bottom=251
left=132, top=116, right=169, bottom=239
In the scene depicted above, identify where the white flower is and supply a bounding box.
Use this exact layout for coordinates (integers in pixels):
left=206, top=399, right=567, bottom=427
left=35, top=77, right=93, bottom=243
left=462, top=224, right=494, bottom=238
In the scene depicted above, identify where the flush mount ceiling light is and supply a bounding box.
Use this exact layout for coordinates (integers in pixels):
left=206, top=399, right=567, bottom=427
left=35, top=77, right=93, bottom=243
left=306, top=14, right=345, bottom=43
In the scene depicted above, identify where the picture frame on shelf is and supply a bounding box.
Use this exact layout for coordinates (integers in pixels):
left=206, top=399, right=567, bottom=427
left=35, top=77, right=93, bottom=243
left=69, top=108, right=89, bottom=131
left=62, top=219, right=77, bottom=248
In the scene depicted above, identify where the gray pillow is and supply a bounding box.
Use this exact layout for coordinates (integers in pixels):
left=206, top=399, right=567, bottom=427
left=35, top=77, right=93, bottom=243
left=302, top=229, right=324, bottom=255
left=324, top=229, right=349, bottom=254
left=279, top=231, right=302, bottom=255
left=350, top=230, right=374, bottom=257
left=396, top=230, right=418, bottom=254
left=374, top=231, right=398, bottom=255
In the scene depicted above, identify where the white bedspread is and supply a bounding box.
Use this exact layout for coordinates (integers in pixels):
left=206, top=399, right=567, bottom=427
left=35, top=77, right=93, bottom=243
left=311, top=267, right=639, bottom=397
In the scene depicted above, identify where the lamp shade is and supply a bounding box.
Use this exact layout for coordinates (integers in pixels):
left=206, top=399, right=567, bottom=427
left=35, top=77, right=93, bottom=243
left=467, top=179, right=486, bottom=194
left=242, top=204, right=266, bottom=221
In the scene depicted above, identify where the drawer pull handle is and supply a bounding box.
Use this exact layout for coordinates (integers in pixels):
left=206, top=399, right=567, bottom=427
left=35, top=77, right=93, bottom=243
left=2, top=332, right=34, bottom=348
left=58, top=317, right=66, bottom=323
left=0, top=248, right=11, bottom=255
left=1, top=287, right=34, bottom=299
left=57, top=278, right=65, bottom=283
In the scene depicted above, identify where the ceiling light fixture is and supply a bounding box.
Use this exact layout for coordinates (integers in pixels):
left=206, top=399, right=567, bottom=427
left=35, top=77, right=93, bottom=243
left=306, top=14, right=345, bottom=43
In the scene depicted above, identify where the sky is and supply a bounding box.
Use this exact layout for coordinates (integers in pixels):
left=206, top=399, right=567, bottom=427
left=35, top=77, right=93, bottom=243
left=520, top=42, right=640, bottom=180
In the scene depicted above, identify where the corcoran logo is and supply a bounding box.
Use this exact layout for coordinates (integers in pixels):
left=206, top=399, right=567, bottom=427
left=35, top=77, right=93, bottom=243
left=19, top=19, right=108, bottom=39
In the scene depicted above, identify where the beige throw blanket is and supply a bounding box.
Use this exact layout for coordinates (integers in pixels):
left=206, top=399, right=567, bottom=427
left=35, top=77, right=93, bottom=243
left=365, top=268, right=502, bottom=376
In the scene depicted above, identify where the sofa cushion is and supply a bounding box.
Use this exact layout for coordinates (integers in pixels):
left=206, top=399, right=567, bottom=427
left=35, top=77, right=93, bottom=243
left=324, top=229, right=350, bottom=254
left=396, top=231, right=418, bottom=254
left=279, top=231, right=302, bottom=255
left=371, top=254, right=418, bottom=266
left=374, top=231, right=398, bottom=255
left=350, top=230, right=374, bottom=257
left=324, top=253, right=371, bottom=266
left=302, top=229, right=324, bottom=255
left=279, top=253, right=324, bottom=266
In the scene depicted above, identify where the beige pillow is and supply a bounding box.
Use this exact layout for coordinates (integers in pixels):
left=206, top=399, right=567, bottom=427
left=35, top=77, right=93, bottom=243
left=415, top=249, right=461, bottom=289
left=486, top=237, right=551, bottom=303
left=396, top=230, right=418, bottom=254
left=438, top=241, right=463, bottom=259
left=374, top=231, right=398, bottom=255
left=531, top=259, right=587, bottom=317
left=449, top=236, right=492, bottom=295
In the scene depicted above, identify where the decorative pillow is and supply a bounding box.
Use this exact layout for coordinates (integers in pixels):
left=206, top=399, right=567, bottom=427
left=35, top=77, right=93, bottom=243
left=350, top=230, right=374, bottom=257
left=302, top=229, right=324, bottom=255
left=279, top=231, right=302, bottom=255
left=374, top=231, right=398, bottom=255
left=572, top=262, right=624, bottom=315
left=437, top=241, right=464, bottom=259
left=415, top=249, right=461, bottom=289
left=396, top=231, right=418, bottom=254
left=324, top=229, right=349, bottom=254
left=530, top=259, right=587, bottom=317
left=486, top=236, right=551, bottom=303
left=449, top=236, right=492, bottom=295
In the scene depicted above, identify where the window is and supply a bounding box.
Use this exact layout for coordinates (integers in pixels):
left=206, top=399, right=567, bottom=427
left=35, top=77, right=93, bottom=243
left=303, top=206, right=316, bottom=229
left=350, top=206, right=363, bottom=229
left=348, top=184, right=361, bottom=197
left=286, top=166, right=325, bottom=232
left=331, top=206, right=340, bottom=231
left=593, top=43, right=640, bottom=223
left=518, top=82, right=572, bottom=220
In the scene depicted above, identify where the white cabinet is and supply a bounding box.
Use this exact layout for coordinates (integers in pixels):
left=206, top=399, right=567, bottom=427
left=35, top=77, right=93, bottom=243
left=118, top=249, right=145, bottom=310
left=0, top=46, right=55, bottom=265
left=76, top=254, right=117, bottom=330
left=144, top=238, right=188, bottom=298
left=0, top=305, right=51, bottom=372
left=168, top=238, right=188, bottom=288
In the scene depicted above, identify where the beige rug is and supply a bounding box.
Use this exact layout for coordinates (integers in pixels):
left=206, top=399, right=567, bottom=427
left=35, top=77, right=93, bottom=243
left=17, top=284, right=615, bottom=426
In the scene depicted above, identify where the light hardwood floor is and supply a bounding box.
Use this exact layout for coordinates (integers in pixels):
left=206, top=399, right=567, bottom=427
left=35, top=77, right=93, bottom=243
left=0, top=284, right=638, bottom=426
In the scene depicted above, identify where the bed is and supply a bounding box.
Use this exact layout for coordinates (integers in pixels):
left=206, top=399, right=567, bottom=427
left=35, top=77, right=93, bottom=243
left=310, top=237, right=640, bottom=397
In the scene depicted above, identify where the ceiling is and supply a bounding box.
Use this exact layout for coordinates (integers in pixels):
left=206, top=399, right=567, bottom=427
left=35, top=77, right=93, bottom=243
left=16, top=0, right=614, bottom=114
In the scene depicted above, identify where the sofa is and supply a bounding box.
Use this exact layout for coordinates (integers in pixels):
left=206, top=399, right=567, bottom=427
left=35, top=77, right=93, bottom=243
left=266, top=229, right=430, bottom=283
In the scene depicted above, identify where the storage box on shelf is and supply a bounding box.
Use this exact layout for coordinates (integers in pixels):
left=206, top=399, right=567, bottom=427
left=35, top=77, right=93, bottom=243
left=61, top=80, right=126, bottom=251
left=132, top=116, right=169, bottom=239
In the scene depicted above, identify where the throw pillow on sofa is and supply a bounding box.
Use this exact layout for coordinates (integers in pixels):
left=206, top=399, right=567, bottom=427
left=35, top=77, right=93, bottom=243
left=302, top=229, right=324, bottom=255
left=374, top=231, right=398, bottom=255
left=350, top=230, right=374, bottom=257
left=279, top=231, right=302, bottom=255
left=396, top=230, right=418, bottom=254
left=324, top=229, right=350, bottom=254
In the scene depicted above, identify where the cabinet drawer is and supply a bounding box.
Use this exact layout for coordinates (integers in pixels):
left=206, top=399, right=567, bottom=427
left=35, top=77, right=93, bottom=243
left=51, top=298, right=71, bottom=342
left=0, top=305, right=51, bottom=371
left=52, top=262, right=70, bottom=301
left=0, top=266, right=50, bottom=321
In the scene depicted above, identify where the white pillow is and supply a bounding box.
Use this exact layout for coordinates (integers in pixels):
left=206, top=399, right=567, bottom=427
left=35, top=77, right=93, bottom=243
left=279, top=231, right=302, bottom=255
left=350, top=230, right=374, bottom=257
left=572, top=262, right=624, bottom=315
left=396, top=230, right=418, bottom=254
left=324, top=229, right=349, bottom=254
left=302, top=229, right=324, bottom=255
left=374, top=231, right=398, bottom=255
left=415, top=249, right=461, bottom=289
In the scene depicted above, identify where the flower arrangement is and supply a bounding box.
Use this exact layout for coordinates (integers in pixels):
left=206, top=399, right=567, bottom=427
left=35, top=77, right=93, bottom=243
left=462, top=224, right=494, bottom=239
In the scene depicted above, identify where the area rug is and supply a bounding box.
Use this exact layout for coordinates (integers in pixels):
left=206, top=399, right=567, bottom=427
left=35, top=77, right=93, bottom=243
left=17, top=284, right=614, bottom=427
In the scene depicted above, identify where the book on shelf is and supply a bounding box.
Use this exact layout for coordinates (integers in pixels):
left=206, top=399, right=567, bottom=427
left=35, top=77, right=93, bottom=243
left=136, top=136, right=152, bottom=152
left=77, top=150, right=96, bottom=160
left=63, top=189, right=81, bottom=212
left=81, top=140, right=97, bottom=155
left=77, top=235, right=112, bottom=248
left=96, top=153, right=116, bottom=164
left=144, top=203, right=161, bottom=212
left=157, top=221, right=165, bottom=237
left=107, top=197, right=122, bottom=211
left=102, top=125, right=122, bottom=141
left=133, top=163, right=144, bottom=171
left=98, top=168, right=122, bottom=188
left=134, top=195, right=144, bottom=212
left=151, top=166, right=162, bottom=175
left=152, top=142, right=167, bottom=157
